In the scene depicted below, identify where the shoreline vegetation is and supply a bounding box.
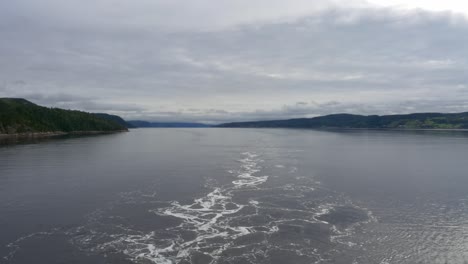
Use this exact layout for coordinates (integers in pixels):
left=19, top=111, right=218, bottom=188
left=3, top=98, right=468, bottom=140
left=0, top=130, right=128, bottom=139
left=0, top=98, right=129, bottom=136
left=218, top=113, right=468, bottom=130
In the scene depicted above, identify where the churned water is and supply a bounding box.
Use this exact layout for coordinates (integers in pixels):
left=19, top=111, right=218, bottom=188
left=1, top=128, right=468, bottom=263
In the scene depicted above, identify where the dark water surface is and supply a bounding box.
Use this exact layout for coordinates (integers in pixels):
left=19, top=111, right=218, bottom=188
left=1, top=128, right=468, bottom=264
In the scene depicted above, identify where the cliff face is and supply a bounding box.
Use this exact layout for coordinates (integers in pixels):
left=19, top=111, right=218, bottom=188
left=0, top=98, right=128, bottom=134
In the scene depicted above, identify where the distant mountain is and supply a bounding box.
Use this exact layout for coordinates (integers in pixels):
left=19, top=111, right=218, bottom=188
left=0, top=98, right=128, bottom=134
left=127, top=120, right=211, bottom=128
left=218, top=113, right=468, bottom=129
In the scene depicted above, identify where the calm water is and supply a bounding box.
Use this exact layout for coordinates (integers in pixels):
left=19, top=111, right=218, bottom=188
left=1, top=128, right=468, bottom=264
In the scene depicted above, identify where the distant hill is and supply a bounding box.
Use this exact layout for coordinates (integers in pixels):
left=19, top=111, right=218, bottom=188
left=127, top=120, right=211, bottom=128
left=218, top=113, right=468, bottom=129
left=0, top=98, right=129, bottom=134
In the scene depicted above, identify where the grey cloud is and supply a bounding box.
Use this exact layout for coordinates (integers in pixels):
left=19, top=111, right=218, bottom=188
left=1, top=2, right=468, bottom=123
left=61, top=101, right=146, bottom=113
left=0, top=0, right=360, bottom=32
left=126, top=99, right=468, bottom=124
left=22, top=93, right=93, bottom=104
left=3, top=90, right=146, bottom=114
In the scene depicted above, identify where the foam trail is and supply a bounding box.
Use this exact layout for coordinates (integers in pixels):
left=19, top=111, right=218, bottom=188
left=96, top=152, right=272, bottom=263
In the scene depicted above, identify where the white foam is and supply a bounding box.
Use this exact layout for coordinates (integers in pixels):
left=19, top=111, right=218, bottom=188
left=249, top=200, right=259, bottom=206
left=144, top=242, right=175, bottom=264
left=231, top=153, right=268, bottom=188
left=72, top=152, right=277, bottom=264
left=137, top=152, right=271, bottom=263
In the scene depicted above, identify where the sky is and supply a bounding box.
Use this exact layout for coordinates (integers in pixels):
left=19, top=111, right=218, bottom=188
left=1, top=0, right=468, bottom=123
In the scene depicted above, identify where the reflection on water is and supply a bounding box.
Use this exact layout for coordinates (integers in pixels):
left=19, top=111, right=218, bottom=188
left=1, top=128, right=468, bottom=263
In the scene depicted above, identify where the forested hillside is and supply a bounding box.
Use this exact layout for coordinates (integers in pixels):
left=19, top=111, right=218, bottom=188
left=0, top=98, right=128, bottom=134
left=219, top=113, right=468, bottom=129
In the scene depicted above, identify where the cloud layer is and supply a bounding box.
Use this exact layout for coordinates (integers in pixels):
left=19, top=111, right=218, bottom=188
left=1, top=1, right=468, bottom=123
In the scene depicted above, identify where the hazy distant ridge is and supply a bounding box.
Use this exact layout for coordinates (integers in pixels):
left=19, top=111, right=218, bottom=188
left=127, top=120, right=211, bottom=128
left=218, top=113, right=468, bottom=129
left=0, top=98, right=129, bottom=134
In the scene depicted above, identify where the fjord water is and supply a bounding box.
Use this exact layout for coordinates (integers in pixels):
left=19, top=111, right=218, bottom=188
left=1, top=129, right=468, bottom=264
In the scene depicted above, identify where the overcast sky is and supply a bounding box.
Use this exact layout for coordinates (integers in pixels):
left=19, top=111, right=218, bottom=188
left=1, top=0, right=468, bottom=123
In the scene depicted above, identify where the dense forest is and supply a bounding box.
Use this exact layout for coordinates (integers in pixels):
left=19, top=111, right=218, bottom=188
left=94, top=113, right=135, bottom=128
left=0, top=98, right=129, bottom=134
left=219, top=113, right=468, bottom=129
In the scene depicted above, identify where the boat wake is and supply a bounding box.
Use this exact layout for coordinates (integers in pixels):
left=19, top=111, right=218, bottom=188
left=72, top=152, right=278, bottom=264
left=2, top=152, right=374, bottom=264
